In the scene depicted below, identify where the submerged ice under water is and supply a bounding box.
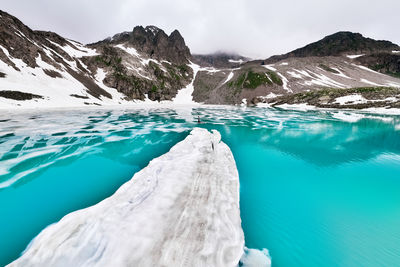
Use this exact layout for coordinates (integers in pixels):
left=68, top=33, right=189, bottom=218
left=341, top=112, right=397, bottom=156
left=1, top=106, right=400, bottom=266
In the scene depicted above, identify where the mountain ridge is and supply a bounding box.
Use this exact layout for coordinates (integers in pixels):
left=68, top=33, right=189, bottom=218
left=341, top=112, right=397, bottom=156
left=0, top=9, right=399, bottom=108
left=266, top=31, right=400, bottom=63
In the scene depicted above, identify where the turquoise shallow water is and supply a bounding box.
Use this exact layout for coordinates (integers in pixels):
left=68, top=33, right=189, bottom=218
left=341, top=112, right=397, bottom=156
left=0, top=107, right=400, bottom=266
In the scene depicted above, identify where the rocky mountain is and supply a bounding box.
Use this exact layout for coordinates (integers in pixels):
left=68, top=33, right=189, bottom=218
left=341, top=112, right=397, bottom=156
left=92, top=26, right=191, bottom=65
left=0, top=10, right=193, bottom=108
left=0, top=9, right=399, bottom=109
left=266, top=31, right=400, bottom=63
left=192, top=32, right=400, bottom=105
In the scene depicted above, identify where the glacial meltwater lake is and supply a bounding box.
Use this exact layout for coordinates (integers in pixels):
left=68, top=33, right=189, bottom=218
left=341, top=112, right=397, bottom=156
left=1, top=106, right=400, bottom=266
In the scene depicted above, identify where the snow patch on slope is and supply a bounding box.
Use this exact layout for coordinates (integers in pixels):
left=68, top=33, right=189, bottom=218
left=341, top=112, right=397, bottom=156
left=353, top=64, right=380, bottom=74
left=173, top=63, right=201, bottom=104
left=360, top=78, right=383, bottom=86
left=334, top=94, right=367, bottom=105
left=115, top=44, right=141, bottom=57
left=223, top=72, right=234, bottom=84
left=10, top=128, right=244, bottom=267
left=229, top=59, right=244, bottom=64
left=277, top=72, right=292, bottom=92
left=0, top=46, right=123, bottom=108
left=331, top=68, right=352, bottom=79
left=263, top=65, right=277, bottom=71
left=346, top=54, right=365, bottom=59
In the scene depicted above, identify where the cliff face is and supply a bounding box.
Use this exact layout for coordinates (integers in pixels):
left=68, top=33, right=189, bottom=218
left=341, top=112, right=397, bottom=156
left=86, top=26, right=193, bottom=101
left=93, top=25, right=191, bottom=65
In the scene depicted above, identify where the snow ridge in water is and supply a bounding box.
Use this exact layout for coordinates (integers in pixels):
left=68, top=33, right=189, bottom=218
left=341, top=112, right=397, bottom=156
left=9, top=128, right=244, bottom=267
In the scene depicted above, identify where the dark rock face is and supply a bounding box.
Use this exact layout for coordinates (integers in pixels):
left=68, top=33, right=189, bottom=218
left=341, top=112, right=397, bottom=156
left=267, top=31, right=400, bottom=63
left=192, top=52, right=249, bottom=68
left=93, top=26, right=191, bottom=65
left=356, top=53, right=400, bottom=78
left=0, top=90, right=43, bottom=100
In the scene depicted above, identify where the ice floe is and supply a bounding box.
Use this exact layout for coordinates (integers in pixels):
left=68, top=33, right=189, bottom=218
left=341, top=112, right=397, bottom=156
left=240, top=247, right=271, bottom=267
left=332, top=111, right=365, bottom=122
left=9, top=128, right=244, bottom=267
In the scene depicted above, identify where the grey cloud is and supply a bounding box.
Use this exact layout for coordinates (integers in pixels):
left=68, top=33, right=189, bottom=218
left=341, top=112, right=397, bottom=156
left=2, top=0, right=399, bottom=58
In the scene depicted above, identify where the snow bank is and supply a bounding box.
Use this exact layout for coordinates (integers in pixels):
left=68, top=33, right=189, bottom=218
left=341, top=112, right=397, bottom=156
left=275, top=103, right=316, bottom=111
left=334, top=94, right=367, bottom=105
left=9, top=128, right=244, bottom=267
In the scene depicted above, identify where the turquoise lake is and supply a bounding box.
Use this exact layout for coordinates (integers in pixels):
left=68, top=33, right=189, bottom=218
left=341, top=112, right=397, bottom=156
left=0, top=106, right=400, bottom=266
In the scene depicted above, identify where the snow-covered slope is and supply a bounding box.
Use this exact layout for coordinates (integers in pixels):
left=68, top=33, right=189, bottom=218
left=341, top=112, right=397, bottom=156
left=0, top=44, right=128, bottom=108
left=9, top=128, right=244, bottom=267
left=192, top=56, right=400, bottom=105
left=0, top=10, right=195, bottom=109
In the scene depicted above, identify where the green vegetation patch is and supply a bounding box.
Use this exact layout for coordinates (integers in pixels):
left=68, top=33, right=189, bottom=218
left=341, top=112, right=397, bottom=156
left=244, top=71, right=271, bottom=89
left=319, top=64, right=340, bottom=74
left=266, top=71, right=283, bottom=86
left=228, top=70, right=283, bottom=91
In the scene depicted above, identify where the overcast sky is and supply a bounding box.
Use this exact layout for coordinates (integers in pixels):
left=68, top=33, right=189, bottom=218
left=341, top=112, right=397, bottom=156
left=2, top=0, right=399, bottom=59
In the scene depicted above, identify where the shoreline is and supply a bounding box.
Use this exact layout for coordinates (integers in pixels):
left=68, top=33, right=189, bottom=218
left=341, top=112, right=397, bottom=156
left=1, top=101, right=400, bottom=116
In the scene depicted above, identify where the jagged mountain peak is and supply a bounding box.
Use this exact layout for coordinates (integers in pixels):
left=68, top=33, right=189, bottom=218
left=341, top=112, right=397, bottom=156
left=94, top=25, right=190, bottom=64
left=144, top=25, right=162, bottom=35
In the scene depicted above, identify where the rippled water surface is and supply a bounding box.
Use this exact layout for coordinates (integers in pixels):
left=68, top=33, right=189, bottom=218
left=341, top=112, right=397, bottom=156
left=1, top=106, right=400, bottom=266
